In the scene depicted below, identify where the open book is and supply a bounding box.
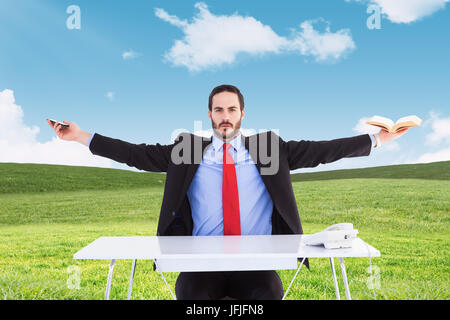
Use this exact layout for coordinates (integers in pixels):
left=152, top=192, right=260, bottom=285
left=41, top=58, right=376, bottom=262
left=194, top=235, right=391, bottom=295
left=365, top=115, right=422, bottom=133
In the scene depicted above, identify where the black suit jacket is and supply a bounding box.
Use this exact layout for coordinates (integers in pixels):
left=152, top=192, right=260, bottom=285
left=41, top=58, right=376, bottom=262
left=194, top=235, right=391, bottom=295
left=89, top=131, right=372, bottom=268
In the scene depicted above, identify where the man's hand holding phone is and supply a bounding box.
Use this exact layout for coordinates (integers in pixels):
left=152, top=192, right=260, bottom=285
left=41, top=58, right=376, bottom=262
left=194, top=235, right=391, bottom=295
left=46, top=119, right=92, bottom=146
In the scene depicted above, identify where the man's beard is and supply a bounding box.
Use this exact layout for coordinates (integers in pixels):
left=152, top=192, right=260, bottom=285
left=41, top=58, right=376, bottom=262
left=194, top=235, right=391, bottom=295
left=211, top=118, right=242, bottom=141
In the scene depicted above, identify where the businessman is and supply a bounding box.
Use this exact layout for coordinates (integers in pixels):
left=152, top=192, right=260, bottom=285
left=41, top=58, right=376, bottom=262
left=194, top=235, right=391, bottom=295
left=48, top=84, right=409, bottom=300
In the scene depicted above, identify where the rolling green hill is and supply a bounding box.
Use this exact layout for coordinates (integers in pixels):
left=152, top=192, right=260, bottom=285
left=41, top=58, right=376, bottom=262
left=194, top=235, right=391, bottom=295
left=0, top=162, right=165, bottom=194
left=291, top=160, right=450, bottom=182
left=1, top=161, right=449, bottom=194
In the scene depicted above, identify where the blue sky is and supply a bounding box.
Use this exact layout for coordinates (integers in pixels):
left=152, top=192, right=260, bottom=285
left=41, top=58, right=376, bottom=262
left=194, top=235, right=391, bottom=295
left=1, top=0, right=449, bottom=172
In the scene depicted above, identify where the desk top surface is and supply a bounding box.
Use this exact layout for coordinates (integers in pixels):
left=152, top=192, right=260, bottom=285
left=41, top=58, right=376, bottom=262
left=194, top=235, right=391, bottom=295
left=74, top=235, right=380, bottom=260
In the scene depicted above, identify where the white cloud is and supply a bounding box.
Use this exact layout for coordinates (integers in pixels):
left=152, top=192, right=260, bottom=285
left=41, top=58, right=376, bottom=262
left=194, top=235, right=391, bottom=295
left=0, top=89, right=114, bottom=169
left=346, top=0, right=449, bottom=24
left=155, top=2, right=355, bottom=72
left=416, top=147, right=450, bottom=163
left=122, top=49, right=141, bottom=60
left=353, top=116, right=382, bottom=135
left=285, top=19, right=356, bottom=62
left=424, top=112, right=450, bottom=146
left=105, top=91, right=115, bottom=102
left=154, top=8, right=188, bottom=28
left=413, top=111, right=450, bottom=163
left=0, top=89, right=40, bottom=145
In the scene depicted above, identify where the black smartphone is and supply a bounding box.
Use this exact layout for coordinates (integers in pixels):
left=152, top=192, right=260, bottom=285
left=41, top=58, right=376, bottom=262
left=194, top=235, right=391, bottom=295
left=47, top=118, right=69, bottom=127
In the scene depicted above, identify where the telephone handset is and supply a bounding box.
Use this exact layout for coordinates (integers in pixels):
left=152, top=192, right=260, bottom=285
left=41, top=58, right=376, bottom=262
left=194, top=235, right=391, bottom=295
left=304, top=223, right=358, bottom=249
left=324, top=223, right=354, bottom=232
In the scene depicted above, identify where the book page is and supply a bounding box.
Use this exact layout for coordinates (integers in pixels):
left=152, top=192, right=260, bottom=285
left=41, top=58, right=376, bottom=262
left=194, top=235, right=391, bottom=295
left=392, top=115, right=422, bottom=132
left=395, top=115, right=422, bottom=125
left=366, top=116, right=394, bottom=129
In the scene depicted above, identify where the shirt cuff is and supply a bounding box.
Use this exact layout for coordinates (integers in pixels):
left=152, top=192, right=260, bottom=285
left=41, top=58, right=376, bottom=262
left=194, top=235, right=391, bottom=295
left=369, top=134, right=376, bottom=148
left=88, top=133, right=95, bottom=147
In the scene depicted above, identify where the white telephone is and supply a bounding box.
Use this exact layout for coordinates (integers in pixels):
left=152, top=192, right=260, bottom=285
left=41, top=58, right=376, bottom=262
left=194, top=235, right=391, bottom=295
left=304, top=223, right=358, bottom=249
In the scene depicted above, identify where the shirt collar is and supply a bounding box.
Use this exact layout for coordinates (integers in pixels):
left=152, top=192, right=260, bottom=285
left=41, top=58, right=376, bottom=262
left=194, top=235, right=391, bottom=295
left=212, top=132, right=243, bottom=152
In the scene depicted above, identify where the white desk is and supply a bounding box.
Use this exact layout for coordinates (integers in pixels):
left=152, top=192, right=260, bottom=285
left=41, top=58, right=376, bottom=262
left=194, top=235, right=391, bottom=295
left=73, top=235, right=380, bottom=300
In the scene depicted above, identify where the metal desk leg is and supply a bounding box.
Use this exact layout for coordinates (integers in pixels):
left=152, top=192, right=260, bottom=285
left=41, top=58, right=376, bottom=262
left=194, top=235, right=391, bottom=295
left=329, top=258, right=340, bottom=300
left=127, top=259, right=137, bottom=300
left=282, top=257, right=306, bottom=300
left=154, top=259, right=177, bottom=300
left=105, top=259, right=116, bottom=300
left=338, top=257, right=351, bottom=300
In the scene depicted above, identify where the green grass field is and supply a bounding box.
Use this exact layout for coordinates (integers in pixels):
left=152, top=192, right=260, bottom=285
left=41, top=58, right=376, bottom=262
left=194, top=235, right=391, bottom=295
left=0, top=161, right=449, bottom=300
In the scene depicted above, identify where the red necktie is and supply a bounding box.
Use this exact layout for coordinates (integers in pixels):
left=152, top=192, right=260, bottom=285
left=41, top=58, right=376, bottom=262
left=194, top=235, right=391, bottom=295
left=222, top=143, right=241, bottom=235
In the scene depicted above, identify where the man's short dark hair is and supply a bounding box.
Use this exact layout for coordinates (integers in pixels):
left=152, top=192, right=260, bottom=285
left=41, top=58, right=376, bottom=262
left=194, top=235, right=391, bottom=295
left=208, top=84, right=245, bottom=111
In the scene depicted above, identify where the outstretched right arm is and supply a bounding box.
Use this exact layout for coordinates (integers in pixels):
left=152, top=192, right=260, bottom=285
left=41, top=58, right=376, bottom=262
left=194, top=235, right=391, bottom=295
left=88, top=133, right=173, bottom=172
left=47, top=120, right=173, bottom=172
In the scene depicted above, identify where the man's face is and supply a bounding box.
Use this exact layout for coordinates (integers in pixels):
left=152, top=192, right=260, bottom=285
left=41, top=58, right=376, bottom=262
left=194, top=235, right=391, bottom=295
left=208, top=91, right=245, bottom=141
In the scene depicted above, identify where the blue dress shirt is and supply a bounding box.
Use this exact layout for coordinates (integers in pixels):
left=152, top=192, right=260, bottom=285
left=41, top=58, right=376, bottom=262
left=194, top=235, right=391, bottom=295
left=187, top=133, right=274, bottom=236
